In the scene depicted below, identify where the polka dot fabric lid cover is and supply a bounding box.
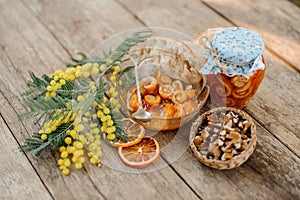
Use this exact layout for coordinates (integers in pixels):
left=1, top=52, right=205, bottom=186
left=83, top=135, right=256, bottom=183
left=200, top=27, right=265, bottom=77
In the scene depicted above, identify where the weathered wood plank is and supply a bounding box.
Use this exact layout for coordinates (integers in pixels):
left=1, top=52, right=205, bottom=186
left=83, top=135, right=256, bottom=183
left=84, top=163, right=200, bottom=200
left=117, top=0, right=300, bottom=156
left=1, top=0, right=201, bottom=199
left=0, top=0, right=70, bottom=77
left=0, top=112, right=53, bottom=200
left=117, top=0, right=232, bottom=37
left=245, top=51, right=300, bottom=156
left=22, top=0, right=144, bottom=54
left=202, top=0, right=300, bottom=72
left=0, top=0, right=106, bottom=199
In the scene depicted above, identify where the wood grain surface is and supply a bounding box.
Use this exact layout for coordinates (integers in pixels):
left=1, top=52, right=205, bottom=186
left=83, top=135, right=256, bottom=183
left=1, top=0, right=299, bottom=199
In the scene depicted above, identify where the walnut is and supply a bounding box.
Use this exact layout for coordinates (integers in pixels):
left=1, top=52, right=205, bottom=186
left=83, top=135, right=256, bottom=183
left=224, top=120, right=234, bottom=132
left=238, top=121, right=243, bottom=128
left=220, top=135, right=226, bottom=141
left=225, top=144, right=235, bottom=153
left=241, top=133, right=248, bottom=140
left=207, top=143, right=222, bottom=159
left=218, top=139, right=224, bottom=147
left=224, top=113, right=232, bottom=124
left=233, top=117, right=239, bottom=124
left=229, top=132, right=241, bottom=141
left=193, top=136, right=202, bottom=147
left=220, top=130, right=226, bottom=136
left=235, top=142, right=241, bottom=149
left=194, top=110, right=253, bottom=162
left=242, top=120, right=251, bottom=133
left=233, top=128, right=241, bottom=132
left=221, top=146, right=226, bottom=152
left=230, top=111, right=238, bottom=118
left=221, top=152, right=233, bottom=160
left=241, top=141, right=248, bottom=151
left=232, top=149, right=238, bottom=155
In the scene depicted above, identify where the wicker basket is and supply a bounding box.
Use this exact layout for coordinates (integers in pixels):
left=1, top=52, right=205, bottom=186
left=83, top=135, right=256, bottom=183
left=189, top=107, right=257, bottom=170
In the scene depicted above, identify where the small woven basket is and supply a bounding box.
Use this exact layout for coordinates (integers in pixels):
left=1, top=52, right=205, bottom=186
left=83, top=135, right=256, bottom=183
left=189, top=107, right=257, bottom=170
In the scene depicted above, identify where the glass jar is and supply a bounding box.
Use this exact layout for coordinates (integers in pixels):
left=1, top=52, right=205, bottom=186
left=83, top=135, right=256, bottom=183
left=197, top=27, right=266, bottom=109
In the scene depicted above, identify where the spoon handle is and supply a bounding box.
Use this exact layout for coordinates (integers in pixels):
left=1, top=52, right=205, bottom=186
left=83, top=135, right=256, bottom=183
left=130, top=55, right=152, bottom=109
left=134, top=58, right=143, bottom=109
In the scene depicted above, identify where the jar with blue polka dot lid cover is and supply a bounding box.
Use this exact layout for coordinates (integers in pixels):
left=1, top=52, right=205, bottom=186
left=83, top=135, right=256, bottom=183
left=196, top=27, right=265, bottom=109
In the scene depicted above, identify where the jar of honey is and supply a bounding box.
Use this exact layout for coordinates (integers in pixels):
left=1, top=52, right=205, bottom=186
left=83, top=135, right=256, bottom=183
left=196, top=27, right=265, bottom=109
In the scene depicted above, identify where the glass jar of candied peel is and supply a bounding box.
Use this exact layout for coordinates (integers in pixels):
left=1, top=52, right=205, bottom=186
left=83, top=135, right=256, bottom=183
left=196, top=27, right=266, bottom=109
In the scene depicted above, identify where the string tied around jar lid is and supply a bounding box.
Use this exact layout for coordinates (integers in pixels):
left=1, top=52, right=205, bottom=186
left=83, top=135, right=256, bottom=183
left=200, top=36, right=256, bottom=75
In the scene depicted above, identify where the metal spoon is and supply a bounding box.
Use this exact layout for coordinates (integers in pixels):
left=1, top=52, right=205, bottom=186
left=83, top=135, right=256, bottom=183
left=129, top=55, right=154, bottom=122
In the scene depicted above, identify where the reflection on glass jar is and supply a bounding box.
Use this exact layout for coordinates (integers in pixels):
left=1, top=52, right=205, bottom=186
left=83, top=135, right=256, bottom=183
left=207, top=59, right=265, bottom=109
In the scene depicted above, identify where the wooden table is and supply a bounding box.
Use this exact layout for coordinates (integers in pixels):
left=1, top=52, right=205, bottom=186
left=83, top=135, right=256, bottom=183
left=1, top=0, right=299, bottom=199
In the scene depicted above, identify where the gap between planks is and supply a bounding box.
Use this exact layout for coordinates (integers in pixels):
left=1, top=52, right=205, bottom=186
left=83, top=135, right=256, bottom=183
left=0, top=65, right=108, bottom=200
left=0, top=98, right=55, bottom=200
left=18, top=0, right=73, bottom=58
left=245, top=106, right=300, bottom=158
left=160, top=156, right=203, bottom=200
left=1, top=37, right=113, bottom=200
left=115, top=0, right=148, bottom=27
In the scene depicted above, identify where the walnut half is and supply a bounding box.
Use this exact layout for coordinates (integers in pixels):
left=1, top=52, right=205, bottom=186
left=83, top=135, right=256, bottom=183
left=193, top=110, right=252, bottom=161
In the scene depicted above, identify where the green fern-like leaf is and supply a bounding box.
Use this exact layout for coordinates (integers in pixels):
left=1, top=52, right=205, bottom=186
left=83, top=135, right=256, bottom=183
left=94, top=78, right=106, bottom=105
left=47, top=124, right=71, bottom=148
left=19, top=95, right=71, bottom=125
left=20, top=123, right=72, bottom=156
left=21, top=72, right=51, bottom=97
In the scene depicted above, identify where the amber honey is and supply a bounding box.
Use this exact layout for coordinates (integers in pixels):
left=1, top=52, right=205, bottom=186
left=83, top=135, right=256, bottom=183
left=207, top=58, right=265, bottom=109
left=127, top=71, right=198, bottom=118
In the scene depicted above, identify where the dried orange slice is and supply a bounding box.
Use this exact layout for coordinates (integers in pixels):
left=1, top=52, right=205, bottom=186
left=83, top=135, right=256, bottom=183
left=118, top=136, right=160, bottom=168
left=139, top=76, right=158, bottom=92
left=186, top=88, right=197, bottom=99
left=163, top=103, right=176, bottom=117
left=172, top=80, right=184, bottom=90
left=128, top=92, right=138, bottom=111
left=108, top=118, right=145, bottom=147
left=144, top=94, right=161, bottom=106
left=172, top=90, right=188, bottom=104
left=158, top=75, right=172, bottom=85
left=159, top=85, right=173, bottom=99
